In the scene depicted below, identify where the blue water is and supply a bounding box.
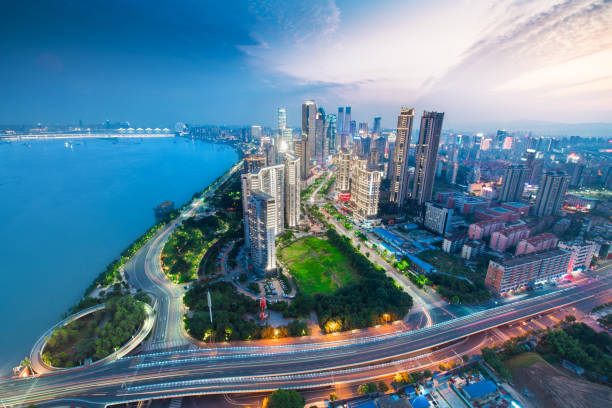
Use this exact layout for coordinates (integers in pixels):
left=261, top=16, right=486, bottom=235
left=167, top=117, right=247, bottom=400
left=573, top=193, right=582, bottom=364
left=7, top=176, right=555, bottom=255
left=0, top=137, right=237, bottom=374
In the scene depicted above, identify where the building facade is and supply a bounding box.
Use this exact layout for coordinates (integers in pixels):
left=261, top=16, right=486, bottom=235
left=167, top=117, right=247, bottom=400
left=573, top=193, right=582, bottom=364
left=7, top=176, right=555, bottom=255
left=515, top=233, right=558, bottom=255
left=532, top=171, right=570, bottom=216
left=247, top=191, right=277, bottom=272
left=412, top=111, right=444, bottom=205
left=389, top=107, right=415, bottom=206
left=337, top=150, right=352, bottom=193
left=424, top=202, right=453, bottom=236
left=499, top=164, right=528, bottom=202
left=489, top=224, right=530, bottom=252
left=283, top=153, right=301, bottom=228
left=350, top=159, right=383, bottom=218
left=485, top=248, right=571, bottom=293
left=241, top=164, right=285, bottom=248
left=558, top=240, right=597, bottom=272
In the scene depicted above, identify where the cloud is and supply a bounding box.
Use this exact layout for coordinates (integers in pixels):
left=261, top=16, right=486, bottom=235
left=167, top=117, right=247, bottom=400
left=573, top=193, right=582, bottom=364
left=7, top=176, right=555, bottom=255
left=239, top=0, right=612, bottom=122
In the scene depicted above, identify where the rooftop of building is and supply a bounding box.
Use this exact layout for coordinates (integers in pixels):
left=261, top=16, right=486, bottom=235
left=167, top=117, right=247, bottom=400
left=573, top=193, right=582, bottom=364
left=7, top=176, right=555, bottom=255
left=465, top=239, right=485, bottom=248
left=497, top=224, right=530, bottom=235
left=501, top=201, right=530, bottom=208
left=495, top=248, right=569, bottom=267
left=408, top=395, right=431, bottom=408
left=462, top=380, right=498, bottom=400
left=523, top=233, right=558, bottom=244
left=472, top=219, right=505, bottom=227
left=489, top=206, right=512, bottom=213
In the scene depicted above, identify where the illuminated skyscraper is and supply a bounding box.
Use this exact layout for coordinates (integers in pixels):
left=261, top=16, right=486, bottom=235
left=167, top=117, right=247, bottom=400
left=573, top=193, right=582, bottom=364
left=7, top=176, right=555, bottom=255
left=337, top=150, right=352, bottom=192
left=242, top=164, right=285, bottom=248
left=350, top=159, right=383, bottom=219
left=277, top=108, right=287, bottom=130
left=247, top=191, right=277, bottom=272
left=337, top=107, right=345, bottom=138
left=389, top=107, right=415, bottom=206
left=283, top=153, right=301, bottom=228
left=412, top=111, right=444, bottom=206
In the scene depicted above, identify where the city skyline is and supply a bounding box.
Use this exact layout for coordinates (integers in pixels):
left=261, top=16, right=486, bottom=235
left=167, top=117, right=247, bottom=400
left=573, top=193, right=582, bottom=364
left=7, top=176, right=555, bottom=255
left=1, top=1, right=611, bottom=130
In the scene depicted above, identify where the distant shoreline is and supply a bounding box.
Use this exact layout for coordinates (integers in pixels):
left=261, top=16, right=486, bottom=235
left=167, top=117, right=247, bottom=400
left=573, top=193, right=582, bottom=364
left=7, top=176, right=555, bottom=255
left=1, top=133, right=175, bottom=141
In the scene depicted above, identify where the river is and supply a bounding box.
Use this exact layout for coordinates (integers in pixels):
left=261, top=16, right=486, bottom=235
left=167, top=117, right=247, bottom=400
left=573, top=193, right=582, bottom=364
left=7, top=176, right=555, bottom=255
left=0, top=137, right=237, bottom=375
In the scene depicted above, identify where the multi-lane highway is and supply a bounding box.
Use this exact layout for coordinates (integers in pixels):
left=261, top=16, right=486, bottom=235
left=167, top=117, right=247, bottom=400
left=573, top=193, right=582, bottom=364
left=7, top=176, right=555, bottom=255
left=1, top=276, right=608, bottom=407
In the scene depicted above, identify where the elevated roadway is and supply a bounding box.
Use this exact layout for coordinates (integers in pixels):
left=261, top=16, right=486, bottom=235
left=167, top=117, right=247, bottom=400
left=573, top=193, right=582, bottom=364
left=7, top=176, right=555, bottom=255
left=1, top=277, right=609, bottom=407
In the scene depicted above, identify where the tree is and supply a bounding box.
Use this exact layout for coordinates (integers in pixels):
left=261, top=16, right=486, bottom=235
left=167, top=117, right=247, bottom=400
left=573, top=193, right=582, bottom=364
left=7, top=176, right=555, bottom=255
left=378, top=381, right=389, bottom=392
left=423, top=369, right=432, bottom=378
left=329, top=392, right=338, bottom=401
left=20, top=357, right=32, bottom=373
left=357, top=382, right=378, bottom=395
left=565, top=314, right=577, bottom=323
left=266, top=389, right=305, bottom=408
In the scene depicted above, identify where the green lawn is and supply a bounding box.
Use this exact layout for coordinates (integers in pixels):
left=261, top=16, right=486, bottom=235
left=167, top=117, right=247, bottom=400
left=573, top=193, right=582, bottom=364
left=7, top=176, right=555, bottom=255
left=279, top=237, right=359, bottom=295
left=503, top=352, right=545, bottom=372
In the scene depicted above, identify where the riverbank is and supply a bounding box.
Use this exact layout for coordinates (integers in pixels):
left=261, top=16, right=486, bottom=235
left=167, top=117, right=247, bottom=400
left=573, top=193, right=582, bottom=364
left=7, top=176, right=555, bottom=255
left=0, top=137, right=239, bottom=375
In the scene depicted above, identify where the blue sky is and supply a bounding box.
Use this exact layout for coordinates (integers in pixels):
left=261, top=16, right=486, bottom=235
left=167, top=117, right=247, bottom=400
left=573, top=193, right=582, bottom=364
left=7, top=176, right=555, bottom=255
left=1, top=0, right=611, bottom=128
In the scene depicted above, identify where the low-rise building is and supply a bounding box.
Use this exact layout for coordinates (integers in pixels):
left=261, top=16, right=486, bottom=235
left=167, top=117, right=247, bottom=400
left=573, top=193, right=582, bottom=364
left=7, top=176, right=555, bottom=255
left=485, top=248, right=571, bottom=293
left=489, top=224, right=530, bottom=252
left=443, top=232, right=469, bottom=253
left=558, top=240, right=598, bottom=272
left=461, top=380, right=499, bottom=405
left=515, top=233, right=558, bottom=255
left=468, top=219, right=505, bottom=240
left=475, top=206, right=520, bottom=223
left=461, top=240, right=486, bottom=260
left=424, top=202, right=453, bottom=236
left=500, top=201, right=530, bottom=216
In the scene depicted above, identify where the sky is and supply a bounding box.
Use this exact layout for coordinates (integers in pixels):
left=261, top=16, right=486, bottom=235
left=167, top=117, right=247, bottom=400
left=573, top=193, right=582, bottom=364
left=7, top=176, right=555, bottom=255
left=1, top=0, right=611, bottom=129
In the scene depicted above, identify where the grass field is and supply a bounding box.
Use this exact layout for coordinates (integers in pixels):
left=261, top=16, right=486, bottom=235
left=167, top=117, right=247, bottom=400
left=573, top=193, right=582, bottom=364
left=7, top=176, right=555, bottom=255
left=504, top=352, right=545, bottom=371
left=279, top=237, right=359, bottom=295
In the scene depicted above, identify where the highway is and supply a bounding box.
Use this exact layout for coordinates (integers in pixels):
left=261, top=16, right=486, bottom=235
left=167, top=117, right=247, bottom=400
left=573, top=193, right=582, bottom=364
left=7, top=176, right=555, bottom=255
left=1, top=276, right=608, bottom=407
left=125, top=161, right=243, bottom=351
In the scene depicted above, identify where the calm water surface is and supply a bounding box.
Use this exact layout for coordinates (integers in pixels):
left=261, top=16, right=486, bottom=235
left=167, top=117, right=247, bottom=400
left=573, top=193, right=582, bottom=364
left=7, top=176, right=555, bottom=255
left=0, top=137, right=237, bottom=374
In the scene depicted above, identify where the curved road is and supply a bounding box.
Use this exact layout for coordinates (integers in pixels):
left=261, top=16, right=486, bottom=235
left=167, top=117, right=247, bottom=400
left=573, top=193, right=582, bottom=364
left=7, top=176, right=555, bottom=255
left=1, top=277, right=609, bottom=407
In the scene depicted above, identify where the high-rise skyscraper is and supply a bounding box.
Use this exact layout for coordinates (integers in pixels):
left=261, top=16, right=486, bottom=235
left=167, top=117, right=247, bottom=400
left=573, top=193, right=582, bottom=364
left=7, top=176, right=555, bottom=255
left=325, top=113, right=337, bottom=155
left=277, top=108, right=287, bottom=131
left=337, top=107, right=345, bottom=139
left=301, top=100, right=317, bottom=175
left=499, top=164, right=528, bottom=202
left=314, top=107, right=326, bottom=166
left=344, top=106, right=352, bottom=136
left=283, top=153, right=301, bottom=228
left=242, top=164, right=285, bottom=248
left=337, top=150, right=352, bottom=193
left=372, top=116, right=382, bottom=138
left=389, top=107, right=415, bottom=206
left=294, top=139, right=308, bottom=181
left=412, top=111, right=444, bottom=206
left=350, top=159, right=383, bottom=219
left=247, top=191, right=277, bottom=272
left=532, top=171, right=570, bottom=216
